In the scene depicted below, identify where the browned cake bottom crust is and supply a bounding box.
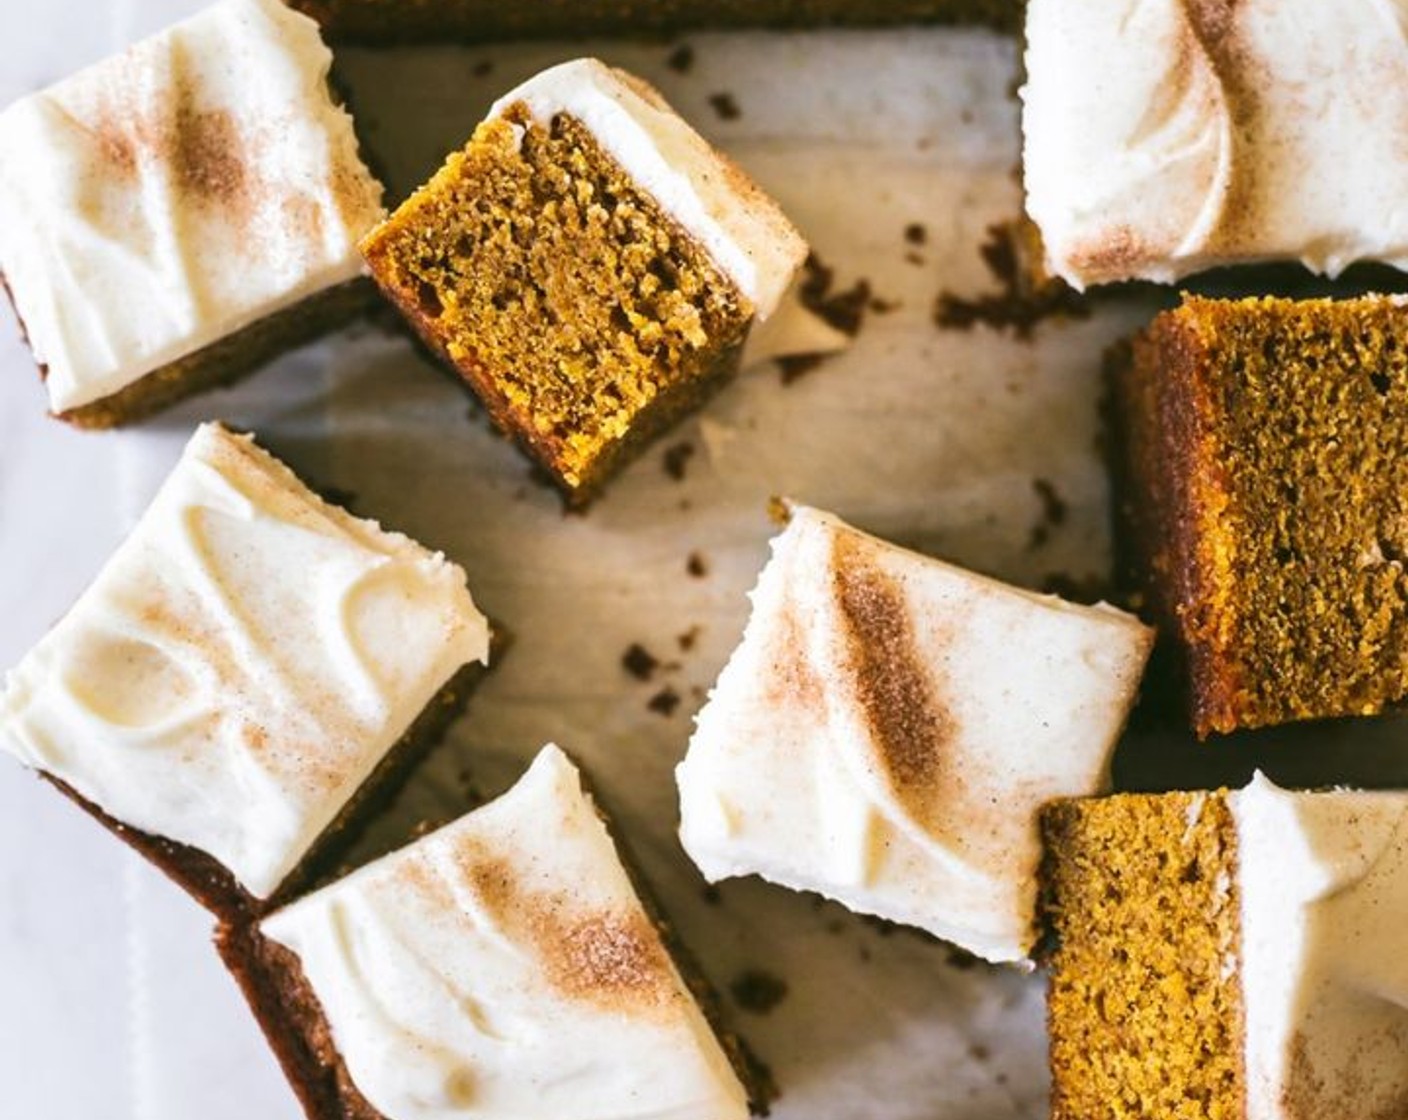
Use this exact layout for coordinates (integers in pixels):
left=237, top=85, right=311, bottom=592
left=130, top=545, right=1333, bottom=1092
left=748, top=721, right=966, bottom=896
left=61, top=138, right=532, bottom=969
left=1040, top=792, right=1245, bottom=1120
left=289, top=0, right=1019, bottom=42
left=218, top=923, right=388, bottom=1120
left=8, top=279, right=377, bottom=430
left=35, top=658, right=491, bottom=922
left=221, top=767, right=774, bottom=1120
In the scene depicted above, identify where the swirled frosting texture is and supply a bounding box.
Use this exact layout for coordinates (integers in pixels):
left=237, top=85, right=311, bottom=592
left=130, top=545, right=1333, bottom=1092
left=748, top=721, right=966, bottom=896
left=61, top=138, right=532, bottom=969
left=1234, top=774, right=1408, bottom=1119
left=0, top=0, right=385, bottom=413
left=676, top=506, right=1153, bottom=963
left=489, top=59, right=807, bottom=321
left=0, top=423, right=488, bottom=898
left=262, top=745, right=750, bottom=1120
left=1022, top=0, right=1408, bottom=289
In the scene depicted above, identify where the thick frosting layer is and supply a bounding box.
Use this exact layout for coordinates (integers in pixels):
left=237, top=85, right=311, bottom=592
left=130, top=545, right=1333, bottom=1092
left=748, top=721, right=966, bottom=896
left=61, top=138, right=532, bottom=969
left=676, top=505, right=1153, bottom=963
left=0, top=0, right=385, bottom=412
left=263, top=745, right=749, bottom=1120
left=1022, top=0, right=1408, bottom=289
left=0, top=423, right=488, bottom=898
left=1233, top=774, right=1408, bottom=1119
left=490, top=58, right=807, bottom=321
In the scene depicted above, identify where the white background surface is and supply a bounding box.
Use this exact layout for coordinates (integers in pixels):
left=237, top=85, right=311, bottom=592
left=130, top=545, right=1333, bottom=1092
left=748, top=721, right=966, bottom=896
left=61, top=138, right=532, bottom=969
left=9, top=5, right=1397, bottom=1120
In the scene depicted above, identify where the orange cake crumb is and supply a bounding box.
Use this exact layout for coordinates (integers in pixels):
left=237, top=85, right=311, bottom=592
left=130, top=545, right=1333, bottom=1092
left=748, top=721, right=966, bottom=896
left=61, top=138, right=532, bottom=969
left=361, top=107, right=752, bottom=504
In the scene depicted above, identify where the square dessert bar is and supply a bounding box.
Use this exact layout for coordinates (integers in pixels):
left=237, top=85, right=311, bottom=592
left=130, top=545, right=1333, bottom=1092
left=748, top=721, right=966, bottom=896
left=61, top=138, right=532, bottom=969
left=1042, top=776, right=1408, bottom=1119
left=289, top=0, right=1018, bottom=41
left=359, top=59, right=808, bottom=505
left=676, top=505, right=1153, bottom=964
left=0, top=0, right=385, bottom=427
left=0, top=423, right=490, bottom=919
left=223, top=744, right=762, bottom=1120
left=1113, top=294, right=1408, bottom=736
left=1022, top=0, right=1408, bottom=288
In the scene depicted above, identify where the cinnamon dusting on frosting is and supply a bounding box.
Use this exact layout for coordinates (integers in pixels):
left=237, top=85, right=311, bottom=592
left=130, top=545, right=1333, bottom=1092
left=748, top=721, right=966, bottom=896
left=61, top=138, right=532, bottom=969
left=173, top=104, right=250, bottom=208
left=1068, top=225, right=1153, bottom=277
left=831, top=533, right=959, bottom=813
left=762, top=607, right=823, bottom=713
left=466, top=853, right=674, bottom=1017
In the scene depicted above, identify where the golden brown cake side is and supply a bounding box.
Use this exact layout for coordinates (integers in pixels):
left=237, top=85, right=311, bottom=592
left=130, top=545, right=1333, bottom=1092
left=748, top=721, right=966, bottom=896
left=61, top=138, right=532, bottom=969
left=1041, top=792, right=1245, bottom=1120
left=1112, top=305, right=1242, bottom=735
left=361, top=109, right=752, bottom=504
left=1116, top=295, right=1408, bottom=736
left=288, top=0, right=1021, bottom=43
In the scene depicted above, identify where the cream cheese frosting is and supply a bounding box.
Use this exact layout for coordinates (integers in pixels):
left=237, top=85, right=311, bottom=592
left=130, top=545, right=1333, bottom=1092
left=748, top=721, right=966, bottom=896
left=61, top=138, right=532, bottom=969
left=0, top=423, right=488, bottom=898
left=262, top=744, right=750, bottom=1120
left=489, top=58, right=807, bottom=322
left=0, top=0, right=386, bottom=413
left=1231, top=774, right=1408, bottom=1119
left=675, top=505, right=1153, bottom=963
left=1021, top=0, right=1408, bottom=289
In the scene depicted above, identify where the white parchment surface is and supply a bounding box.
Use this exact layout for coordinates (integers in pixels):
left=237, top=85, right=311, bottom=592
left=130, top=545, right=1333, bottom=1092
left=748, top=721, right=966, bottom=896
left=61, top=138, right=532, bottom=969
left=14, top=13, right=1398, bottom=1120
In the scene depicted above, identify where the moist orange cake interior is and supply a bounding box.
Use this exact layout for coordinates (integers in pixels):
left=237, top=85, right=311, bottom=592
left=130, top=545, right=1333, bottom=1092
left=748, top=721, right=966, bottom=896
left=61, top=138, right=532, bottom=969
left=1041, top=792, right=1244, bottom=1120
left=1117, top=295, right=1408, bottom=735
left=361, top=106, right=753, bottom=498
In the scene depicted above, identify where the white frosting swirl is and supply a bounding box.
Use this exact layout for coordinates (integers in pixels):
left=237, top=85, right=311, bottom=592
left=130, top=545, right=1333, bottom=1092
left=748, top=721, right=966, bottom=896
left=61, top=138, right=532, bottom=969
left=676, top=506, right=1153, bottom=963
left=0, top=0, right=385, bottom=413
left=490, top=59, right=807, bottom=322
left=1233, top=774, right=1408, bottom=1118
left=0, top=423, right=489, bottom=898
left=1022, top=0, right=1408, bottom=289
left=262, top=745, right=750, bottom=1120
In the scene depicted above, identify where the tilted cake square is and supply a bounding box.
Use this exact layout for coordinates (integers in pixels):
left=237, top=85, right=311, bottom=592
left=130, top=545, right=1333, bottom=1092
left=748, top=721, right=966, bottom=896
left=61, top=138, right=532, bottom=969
left=0, top=0, right=385, bottom=426
left=0, top=423, right=490, bottom=917
left=224, top=745, right=762, bottom=1120
left=676, top=505, right=1152, bottom=963
left=360, top=58, right=807, bottom=504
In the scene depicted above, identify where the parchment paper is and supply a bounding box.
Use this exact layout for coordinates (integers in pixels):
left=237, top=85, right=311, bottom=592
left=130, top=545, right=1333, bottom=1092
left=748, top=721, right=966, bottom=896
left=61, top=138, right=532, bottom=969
left=14, top=15, right=1401, bottom=1120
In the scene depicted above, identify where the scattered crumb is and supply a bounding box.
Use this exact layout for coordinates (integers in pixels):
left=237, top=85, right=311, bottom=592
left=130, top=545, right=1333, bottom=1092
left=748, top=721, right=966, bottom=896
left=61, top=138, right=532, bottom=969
left=904, top=251, right=926, bottom=267
left=663, top=441, right=695, bottom=481
left=708, top=92, right=741, bottom=121
left=869, top=296, right=900, bottom=314
left=730, top=969, right=789, bottom=1015
left=622, top=643, right=659, bottom=682
left=686, top=551, right=709, bottom=578
left=797, top=253, right=876, bottom=338
left=904, top=222, right=928, bottom=246
left=969, top=1043, right=991, bottom=1062
left=777, top=353, right=826, bottom=385
left=666, top=44, right=695, bottom=73
left=647, top=687, right=681, bottom=716
left=677, top=625, right=702, bottom=652
left=1027, top=477, right=1068, bottom=550
left=472, top=59, right=494, bottom=77
left=933, top=223, right=1090, bottom=340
